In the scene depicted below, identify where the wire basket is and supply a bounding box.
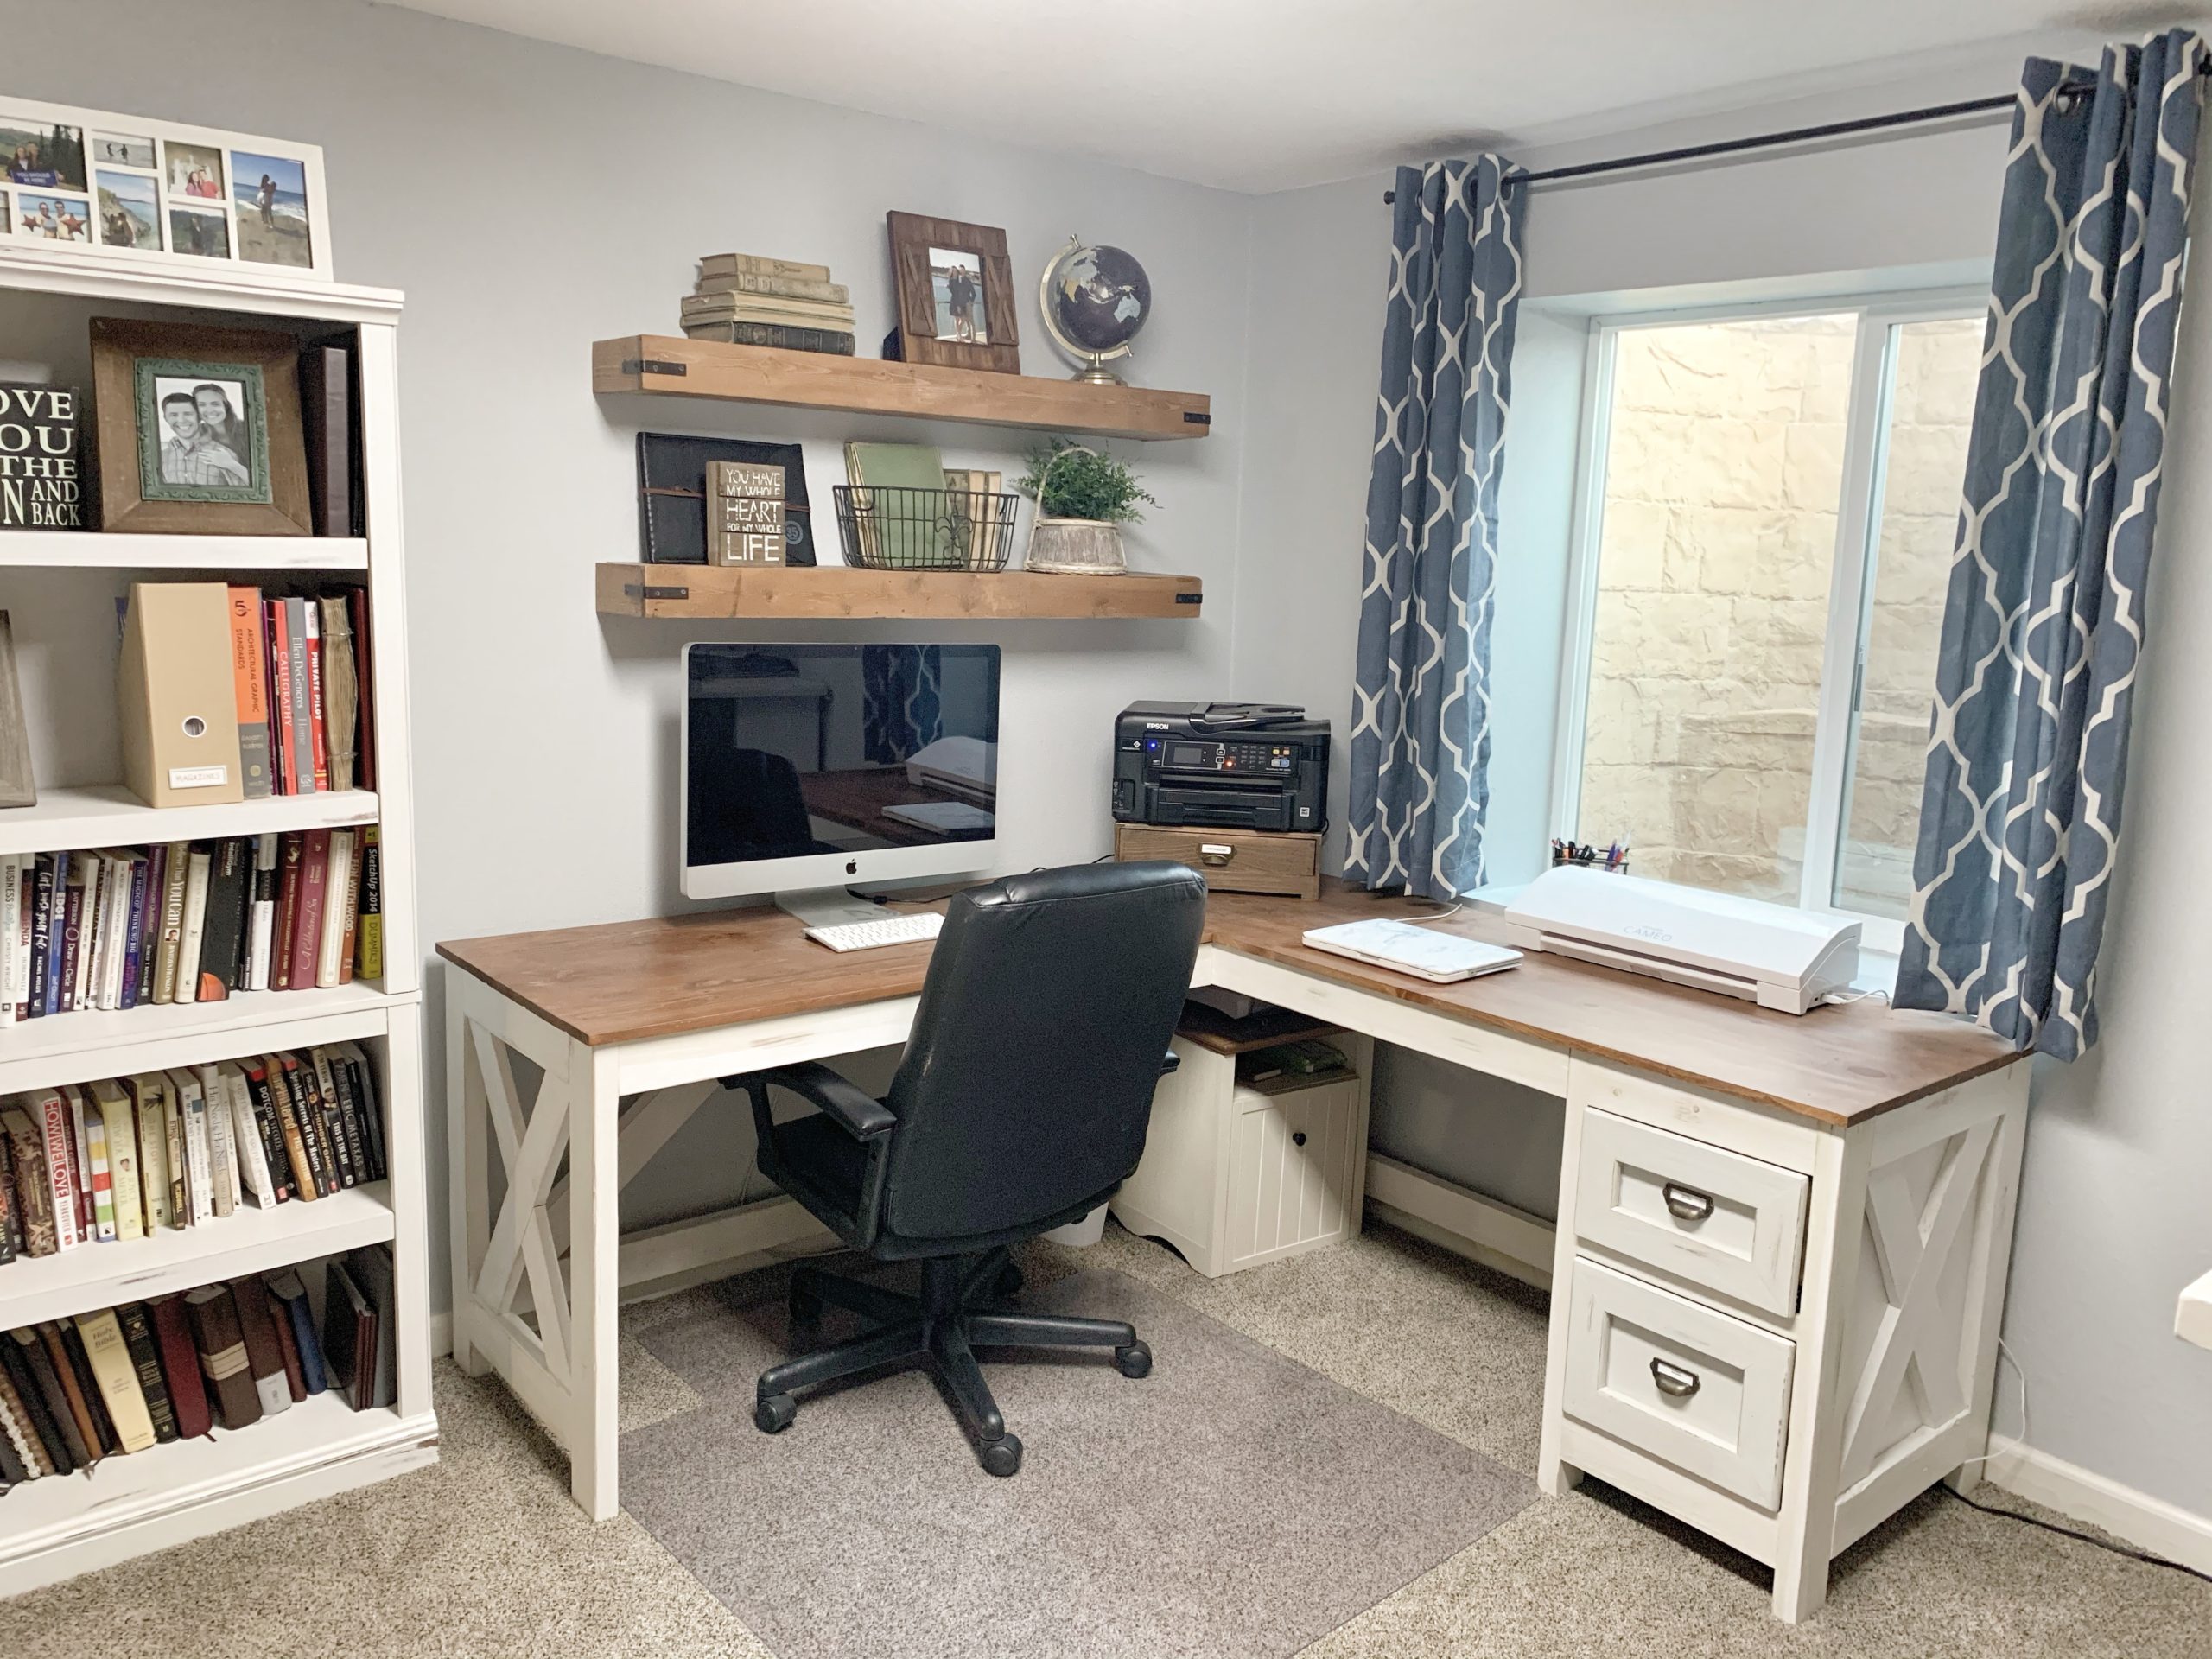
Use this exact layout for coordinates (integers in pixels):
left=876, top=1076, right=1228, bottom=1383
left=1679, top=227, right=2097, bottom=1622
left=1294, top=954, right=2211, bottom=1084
left=831, top=485, right=1019, bottom=571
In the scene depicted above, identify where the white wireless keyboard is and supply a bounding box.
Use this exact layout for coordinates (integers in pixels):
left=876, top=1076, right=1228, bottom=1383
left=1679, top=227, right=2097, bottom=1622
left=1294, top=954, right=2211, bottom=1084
left=804, top=912, right=945, bottom=952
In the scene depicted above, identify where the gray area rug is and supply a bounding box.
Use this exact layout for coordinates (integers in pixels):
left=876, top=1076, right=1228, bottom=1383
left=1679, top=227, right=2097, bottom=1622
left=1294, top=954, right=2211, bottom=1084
left=621, top=1267, right=1534, bottom=1659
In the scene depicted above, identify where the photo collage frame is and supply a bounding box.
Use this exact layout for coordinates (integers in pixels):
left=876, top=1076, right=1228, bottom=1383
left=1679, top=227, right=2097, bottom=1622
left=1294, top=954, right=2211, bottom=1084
left=0, top=96, right=330, bottom=281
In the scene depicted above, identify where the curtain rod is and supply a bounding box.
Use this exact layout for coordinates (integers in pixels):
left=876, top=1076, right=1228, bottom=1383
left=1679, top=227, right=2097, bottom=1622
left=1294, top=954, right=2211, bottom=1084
left=1380, top=75, right=2152, bottom=201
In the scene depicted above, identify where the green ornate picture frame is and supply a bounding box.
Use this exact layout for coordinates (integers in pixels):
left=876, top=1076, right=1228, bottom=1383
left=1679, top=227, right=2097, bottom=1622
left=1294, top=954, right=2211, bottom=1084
left=133, top=355, right=272, bottom=504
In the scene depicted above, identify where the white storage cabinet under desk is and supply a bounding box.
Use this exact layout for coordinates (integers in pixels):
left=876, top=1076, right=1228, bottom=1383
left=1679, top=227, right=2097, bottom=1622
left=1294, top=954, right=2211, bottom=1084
left=1113, top=1022, right=1374, bottom=1278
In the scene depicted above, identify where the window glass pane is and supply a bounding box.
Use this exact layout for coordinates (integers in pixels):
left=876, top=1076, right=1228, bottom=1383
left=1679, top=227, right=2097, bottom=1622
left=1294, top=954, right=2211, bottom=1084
left=1833, top=316, right=1982, bottom=918
left=1576, top=314, right=1857, bottom=900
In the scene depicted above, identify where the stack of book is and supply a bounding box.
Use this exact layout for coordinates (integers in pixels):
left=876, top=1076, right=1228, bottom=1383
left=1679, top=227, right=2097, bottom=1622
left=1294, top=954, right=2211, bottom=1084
left=232, top=586, right=373, bottom=798
left=681, top=253, right=856, bottom=355
left=0, top=828, right=380, bottom=1025
left=0, top=1246, right=397, bottom=1496
left=0, top=1044, right=386, bottom=1268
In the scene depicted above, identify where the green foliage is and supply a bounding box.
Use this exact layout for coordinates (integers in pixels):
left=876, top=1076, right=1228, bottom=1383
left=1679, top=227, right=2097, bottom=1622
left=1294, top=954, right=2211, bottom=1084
left=1017, top=440, right=1159, bottom=524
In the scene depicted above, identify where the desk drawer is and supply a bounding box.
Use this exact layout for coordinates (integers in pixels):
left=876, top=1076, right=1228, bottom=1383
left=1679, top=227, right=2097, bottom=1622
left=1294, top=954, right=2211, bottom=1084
left=1562, top=1256, right=1796, bottom=1510
left=1574, top=1108, right=1808, bottom=1317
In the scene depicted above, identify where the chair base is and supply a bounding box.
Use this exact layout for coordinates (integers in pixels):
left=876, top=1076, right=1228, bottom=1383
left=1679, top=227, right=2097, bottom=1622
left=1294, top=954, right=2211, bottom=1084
left=754, top=1248, right=1151, bottom=1476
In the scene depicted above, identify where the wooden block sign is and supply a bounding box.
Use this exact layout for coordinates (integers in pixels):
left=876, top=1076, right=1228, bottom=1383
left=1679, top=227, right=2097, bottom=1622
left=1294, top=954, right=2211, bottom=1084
left=709, top=460, right=785, bottom=566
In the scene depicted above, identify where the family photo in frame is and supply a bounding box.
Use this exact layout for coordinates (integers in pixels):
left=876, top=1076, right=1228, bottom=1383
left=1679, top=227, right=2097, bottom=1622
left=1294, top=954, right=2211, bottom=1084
left=0, top=96, right=330, bottom=280
left=886, top=211, right=1020, bottom=374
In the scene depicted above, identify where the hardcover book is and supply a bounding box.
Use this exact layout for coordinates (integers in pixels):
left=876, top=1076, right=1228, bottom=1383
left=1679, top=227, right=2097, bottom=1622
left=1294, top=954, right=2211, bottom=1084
left=149, top=1294, right=212, bottom=1439
left=228, top=1274, right=293, bottom=1417
left=116, top=1305, right=179, bottom=1443
left=184, top=1283, right=261, bottom=1431
left=74, top=1308, right=157, bottom=1453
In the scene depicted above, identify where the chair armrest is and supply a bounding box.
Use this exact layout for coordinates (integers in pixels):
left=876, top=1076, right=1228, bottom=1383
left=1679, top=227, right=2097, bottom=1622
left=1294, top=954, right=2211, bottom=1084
left=1160, top=1049, right=1181, bottom=1077
left=723, top=1060, right=896, bottom=1140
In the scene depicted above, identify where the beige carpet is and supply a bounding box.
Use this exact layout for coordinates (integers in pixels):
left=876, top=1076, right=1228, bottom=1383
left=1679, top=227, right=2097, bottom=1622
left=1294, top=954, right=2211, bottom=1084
left=620, top=1268, right=1532, bottom=1659
left=0, top=1219, right=2206, bottom=1658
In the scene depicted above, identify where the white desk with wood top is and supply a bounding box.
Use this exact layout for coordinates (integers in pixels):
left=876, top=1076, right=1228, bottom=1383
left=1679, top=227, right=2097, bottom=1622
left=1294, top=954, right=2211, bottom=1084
left=437, top=883, right=2025, bottom=1624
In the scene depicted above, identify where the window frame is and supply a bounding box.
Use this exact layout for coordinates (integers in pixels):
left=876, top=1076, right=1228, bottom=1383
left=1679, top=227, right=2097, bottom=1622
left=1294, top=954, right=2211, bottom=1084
left=1548, top=287, right=1986, bottom=957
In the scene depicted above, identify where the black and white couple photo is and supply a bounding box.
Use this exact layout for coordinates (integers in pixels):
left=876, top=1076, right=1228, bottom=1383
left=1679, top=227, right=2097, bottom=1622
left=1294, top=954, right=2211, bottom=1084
left=149, top=374, right=257, bottom=491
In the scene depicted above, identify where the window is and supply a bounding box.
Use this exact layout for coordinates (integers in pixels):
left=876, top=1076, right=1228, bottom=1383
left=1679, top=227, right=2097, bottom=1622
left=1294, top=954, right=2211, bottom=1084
left=1554, top=296, right=1984, bottom=945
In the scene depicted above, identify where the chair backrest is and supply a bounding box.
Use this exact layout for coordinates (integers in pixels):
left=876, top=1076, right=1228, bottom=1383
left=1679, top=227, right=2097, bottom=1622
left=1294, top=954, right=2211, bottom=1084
left=880, top=861, right=1207, bottom=1242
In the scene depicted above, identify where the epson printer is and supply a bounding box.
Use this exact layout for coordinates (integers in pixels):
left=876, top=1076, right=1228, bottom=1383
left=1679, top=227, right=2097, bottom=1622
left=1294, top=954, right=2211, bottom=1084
left=1112, top=702, right=1329, bottom=833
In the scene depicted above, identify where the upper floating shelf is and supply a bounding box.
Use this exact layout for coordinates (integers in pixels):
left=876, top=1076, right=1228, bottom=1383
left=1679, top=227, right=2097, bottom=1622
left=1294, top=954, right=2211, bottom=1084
left=595, top=563, right=1203, bottom=621
left=592, top=336, right=1213, bottom=442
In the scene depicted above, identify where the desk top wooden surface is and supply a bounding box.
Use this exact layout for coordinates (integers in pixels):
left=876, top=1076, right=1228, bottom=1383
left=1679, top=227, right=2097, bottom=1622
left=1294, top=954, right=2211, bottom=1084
left=436, top=883, right=2017, bottom=1126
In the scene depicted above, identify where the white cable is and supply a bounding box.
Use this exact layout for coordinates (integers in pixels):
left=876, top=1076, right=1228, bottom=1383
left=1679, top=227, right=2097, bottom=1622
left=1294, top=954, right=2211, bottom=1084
left=1821, top=985, right=1891, bottom=1007
left=1953, top=1337, right=2028, bottom=1470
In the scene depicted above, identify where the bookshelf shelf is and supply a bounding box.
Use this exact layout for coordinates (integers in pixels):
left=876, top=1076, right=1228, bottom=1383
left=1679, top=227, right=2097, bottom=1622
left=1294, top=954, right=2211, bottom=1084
left=0, top=1395, right=438, bottom=1598
left=0, top=785, right=379, bottom=859
left=0, top=531, right=371, bottom=570
left=593, top=334, right=1213, bottom=442
left=594, top=562, right=1204, bottom=621
left=0, top=1183, right=395, bottom=1331
left=0, top=981, right=404, bottom=1100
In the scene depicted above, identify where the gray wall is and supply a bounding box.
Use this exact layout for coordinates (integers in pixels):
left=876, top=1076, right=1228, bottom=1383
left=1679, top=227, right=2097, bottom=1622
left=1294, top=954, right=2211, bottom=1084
left=10, top=0, right=1258, bottom=1237
left=1234, top=50, right=2212, bottom=1518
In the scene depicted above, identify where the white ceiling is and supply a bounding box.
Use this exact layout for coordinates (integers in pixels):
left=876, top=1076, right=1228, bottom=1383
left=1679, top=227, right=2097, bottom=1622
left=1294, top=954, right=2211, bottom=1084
left=384, top=0, right=2138, bottom=192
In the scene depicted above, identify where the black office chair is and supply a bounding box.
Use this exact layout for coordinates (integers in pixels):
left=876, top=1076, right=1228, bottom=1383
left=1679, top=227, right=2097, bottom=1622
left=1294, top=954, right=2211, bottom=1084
left=726, top=861, right=1206, bottom=1476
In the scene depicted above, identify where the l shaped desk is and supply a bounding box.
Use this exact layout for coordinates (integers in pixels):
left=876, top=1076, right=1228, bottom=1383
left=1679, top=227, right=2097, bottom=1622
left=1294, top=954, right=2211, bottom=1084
left=437, top=884, right=2024, bottom=1624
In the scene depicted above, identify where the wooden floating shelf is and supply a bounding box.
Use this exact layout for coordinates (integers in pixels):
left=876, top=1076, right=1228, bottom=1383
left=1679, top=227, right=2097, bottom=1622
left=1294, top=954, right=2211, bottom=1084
left=596, top=562, right=1203, bottom=621
left=593, top=335, right=1212, bottom=442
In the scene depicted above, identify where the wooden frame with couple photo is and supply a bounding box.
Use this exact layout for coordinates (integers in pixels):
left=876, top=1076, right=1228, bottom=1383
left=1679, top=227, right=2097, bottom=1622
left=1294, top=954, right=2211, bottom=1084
left=90, top=317, right=314, bottom=535
left=887, top=211, right=1020, bottom=375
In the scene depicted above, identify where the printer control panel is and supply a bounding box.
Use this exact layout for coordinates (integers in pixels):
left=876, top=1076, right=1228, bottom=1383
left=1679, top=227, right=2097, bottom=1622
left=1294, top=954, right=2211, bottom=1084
left=1162, top=740, right=1298, bottom=774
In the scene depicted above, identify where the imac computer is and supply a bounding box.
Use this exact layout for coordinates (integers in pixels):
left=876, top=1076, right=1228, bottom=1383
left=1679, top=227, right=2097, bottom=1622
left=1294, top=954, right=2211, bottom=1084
left=682, top=642, right=1001, bottom=928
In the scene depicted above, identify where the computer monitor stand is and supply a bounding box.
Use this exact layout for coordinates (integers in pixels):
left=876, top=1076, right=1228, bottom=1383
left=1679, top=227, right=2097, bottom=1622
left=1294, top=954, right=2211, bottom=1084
left=776, top=887, right=890, bottom=930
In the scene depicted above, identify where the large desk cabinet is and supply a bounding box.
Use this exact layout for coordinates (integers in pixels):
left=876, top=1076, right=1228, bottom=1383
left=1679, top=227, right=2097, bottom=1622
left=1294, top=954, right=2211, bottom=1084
left=437, top=884, right=2024, bottom=1624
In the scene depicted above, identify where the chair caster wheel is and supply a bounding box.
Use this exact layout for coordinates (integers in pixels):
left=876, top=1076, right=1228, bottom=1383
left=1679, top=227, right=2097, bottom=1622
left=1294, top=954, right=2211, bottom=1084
left=754, top=1392, right=797, bottom=1434
left=1115, top=1341, right=1152, bottom=1379
left=979, top=1433, right=1022, bottom=1478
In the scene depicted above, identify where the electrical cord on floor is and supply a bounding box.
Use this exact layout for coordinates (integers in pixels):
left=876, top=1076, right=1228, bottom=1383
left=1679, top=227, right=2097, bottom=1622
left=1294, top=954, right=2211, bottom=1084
left=1940, top=1485, right=2212, bottom=1584
left=1934, top=1340, right=2212, bottom=1584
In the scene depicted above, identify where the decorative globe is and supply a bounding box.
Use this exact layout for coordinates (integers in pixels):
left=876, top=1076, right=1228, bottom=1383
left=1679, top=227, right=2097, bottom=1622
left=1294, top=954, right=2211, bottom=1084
left=1040, top=239, right=1152, bottom=382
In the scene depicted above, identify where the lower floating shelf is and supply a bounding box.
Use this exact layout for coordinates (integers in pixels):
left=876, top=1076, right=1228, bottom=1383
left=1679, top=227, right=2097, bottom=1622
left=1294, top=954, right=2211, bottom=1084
left=595, top=562, right=1204, bottom=620
left=0, top=1395, right=438, bottom=1597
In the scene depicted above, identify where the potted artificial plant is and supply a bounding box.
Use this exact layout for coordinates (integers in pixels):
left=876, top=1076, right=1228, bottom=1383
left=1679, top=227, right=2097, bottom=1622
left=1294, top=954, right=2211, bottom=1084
left=1018, top=440, right=1157, bottom=575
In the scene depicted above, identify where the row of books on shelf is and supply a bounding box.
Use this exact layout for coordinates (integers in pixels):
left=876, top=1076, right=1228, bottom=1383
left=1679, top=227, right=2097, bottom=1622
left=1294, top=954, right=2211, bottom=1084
left=119, top=582, right=373, bottom=810
left=0, top=1043, right=386, bottom=1267
left=0, top=1245, right=397, bottom=1497
left=0, top=825, right=381, bottom=1026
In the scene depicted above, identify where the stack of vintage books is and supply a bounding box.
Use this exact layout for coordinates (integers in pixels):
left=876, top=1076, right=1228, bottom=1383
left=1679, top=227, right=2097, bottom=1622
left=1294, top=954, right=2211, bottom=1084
left=681, top=253, right=856, bottom=355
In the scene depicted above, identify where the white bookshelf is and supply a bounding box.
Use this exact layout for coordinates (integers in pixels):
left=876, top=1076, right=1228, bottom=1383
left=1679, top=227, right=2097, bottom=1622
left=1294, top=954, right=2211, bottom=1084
left=0, top=247, right=432, bottom=1599
left=0, top=531, right=370, bottom=570
left=0, top=785, right=379, bottom=858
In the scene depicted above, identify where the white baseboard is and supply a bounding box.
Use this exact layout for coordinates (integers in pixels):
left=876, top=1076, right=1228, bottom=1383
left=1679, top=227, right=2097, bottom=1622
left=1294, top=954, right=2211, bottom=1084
left=1984, top=1436, right=2212, bottom=1577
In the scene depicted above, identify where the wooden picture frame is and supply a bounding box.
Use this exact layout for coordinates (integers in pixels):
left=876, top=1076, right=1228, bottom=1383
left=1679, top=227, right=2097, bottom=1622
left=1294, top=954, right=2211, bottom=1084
left=887, top=212, right=1020, bottom=375
left=91, top=317, right=312, bottom=535
left=0, top=95, right=331, bottom=281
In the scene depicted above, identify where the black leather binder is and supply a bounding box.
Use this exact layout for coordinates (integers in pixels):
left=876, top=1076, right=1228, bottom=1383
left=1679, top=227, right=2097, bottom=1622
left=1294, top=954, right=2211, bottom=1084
left=635, top=432, right=815, bottom=565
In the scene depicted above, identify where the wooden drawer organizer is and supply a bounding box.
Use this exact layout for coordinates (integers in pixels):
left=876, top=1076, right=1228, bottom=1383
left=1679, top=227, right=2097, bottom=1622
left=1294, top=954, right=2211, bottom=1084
left=1113, top=824, right=1320, bottom=899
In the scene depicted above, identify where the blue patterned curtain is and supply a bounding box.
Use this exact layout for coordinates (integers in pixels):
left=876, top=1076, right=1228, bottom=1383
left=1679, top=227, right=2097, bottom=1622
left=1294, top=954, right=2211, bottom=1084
left=1345, top=158, right=1527, bottom=900
left=1897, top=32, right=2205, bottom=1058
left=862, top=645, right=943, bottom=762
